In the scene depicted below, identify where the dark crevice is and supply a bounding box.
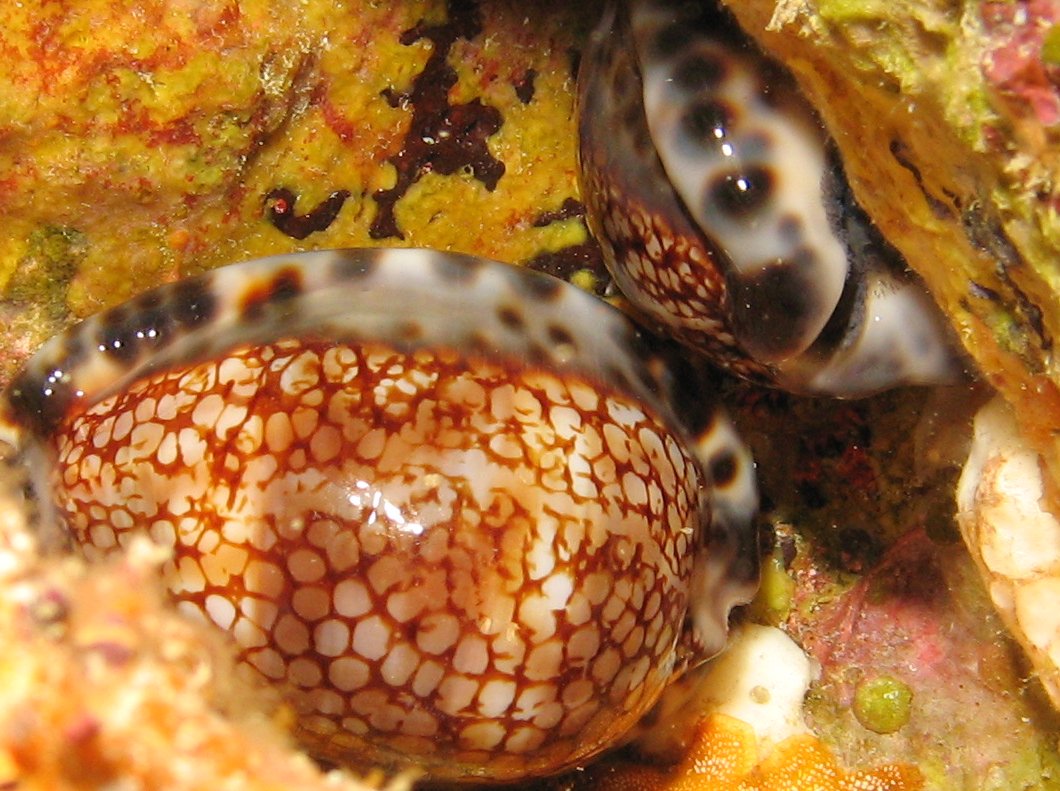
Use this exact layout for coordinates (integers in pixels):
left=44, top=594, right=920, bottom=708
left=525, top=240, right=610, bottom=297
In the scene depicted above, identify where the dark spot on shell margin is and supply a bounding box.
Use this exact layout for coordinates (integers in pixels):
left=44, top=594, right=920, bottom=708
left=673, top=52, right=727, bottom=91
left=650, top=22, right=696, bottom=59
left=520, top=272, right=564, bottom=302
left=727, top=248, right=821, bottom=360
left=682, top=99, right=735, bottom=146
left=497, top=305, right=525, bottom=331
left=240, top=267, right=304, bottom=321
left=96, top=306, right=141, bottom=363
left=170, top=277, right=218, bottom=329
left=706, top=166, right=775, bottom=220
left=431, top=252, right=481, bottom=283
left=397, top=321, right=424, bottom=343
left=332, top=252, right=380, bottom=281
left=466, top=331, right=495, bottom=354
left=547, top=324, right=576, bottom=349
left=710, top=450, right=738, bottom=489
left=59, top=331, right=89, bottom=378
left=525, top=342, right=550, bottom=366
left=4, top=366, right=78, bottom=438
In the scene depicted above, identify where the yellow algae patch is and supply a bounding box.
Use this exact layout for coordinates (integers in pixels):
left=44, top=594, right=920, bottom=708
left=0, top=1, right=599, bottom=382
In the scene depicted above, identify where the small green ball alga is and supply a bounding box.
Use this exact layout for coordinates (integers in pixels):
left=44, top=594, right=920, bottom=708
left=853, top=675, right=914, bottom=735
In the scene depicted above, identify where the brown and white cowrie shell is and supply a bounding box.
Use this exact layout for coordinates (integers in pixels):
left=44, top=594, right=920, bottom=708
left=578, top=0, right=965, bottom=396
left=0, top=248, right=759, bottom=782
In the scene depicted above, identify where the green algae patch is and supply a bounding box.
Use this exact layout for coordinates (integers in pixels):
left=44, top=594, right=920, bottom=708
left=3, top=226, right=85, bottom=315
left=1042, top=24, right=1060, bottom=66
left=749, top=551, right=797, bottom=626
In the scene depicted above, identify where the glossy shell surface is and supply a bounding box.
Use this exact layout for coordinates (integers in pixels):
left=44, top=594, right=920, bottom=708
left=0, top=248, right=759, bottom=782
left=577, top=0, right=963, bottom=396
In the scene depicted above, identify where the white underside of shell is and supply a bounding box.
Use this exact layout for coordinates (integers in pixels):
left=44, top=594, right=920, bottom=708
left=796, top=268, right=965, bottom=397
left=957, top=396, right=1060, bottom=707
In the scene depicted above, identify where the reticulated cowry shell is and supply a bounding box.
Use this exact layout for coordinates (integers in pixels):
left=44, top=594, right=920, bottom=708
left=0, top=247, right=760, bottom=782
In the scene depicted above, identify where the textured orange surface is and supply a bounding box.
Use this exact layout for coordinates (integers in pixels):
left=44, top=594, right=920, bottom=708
left=576, top=714, right=922, bottom=791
